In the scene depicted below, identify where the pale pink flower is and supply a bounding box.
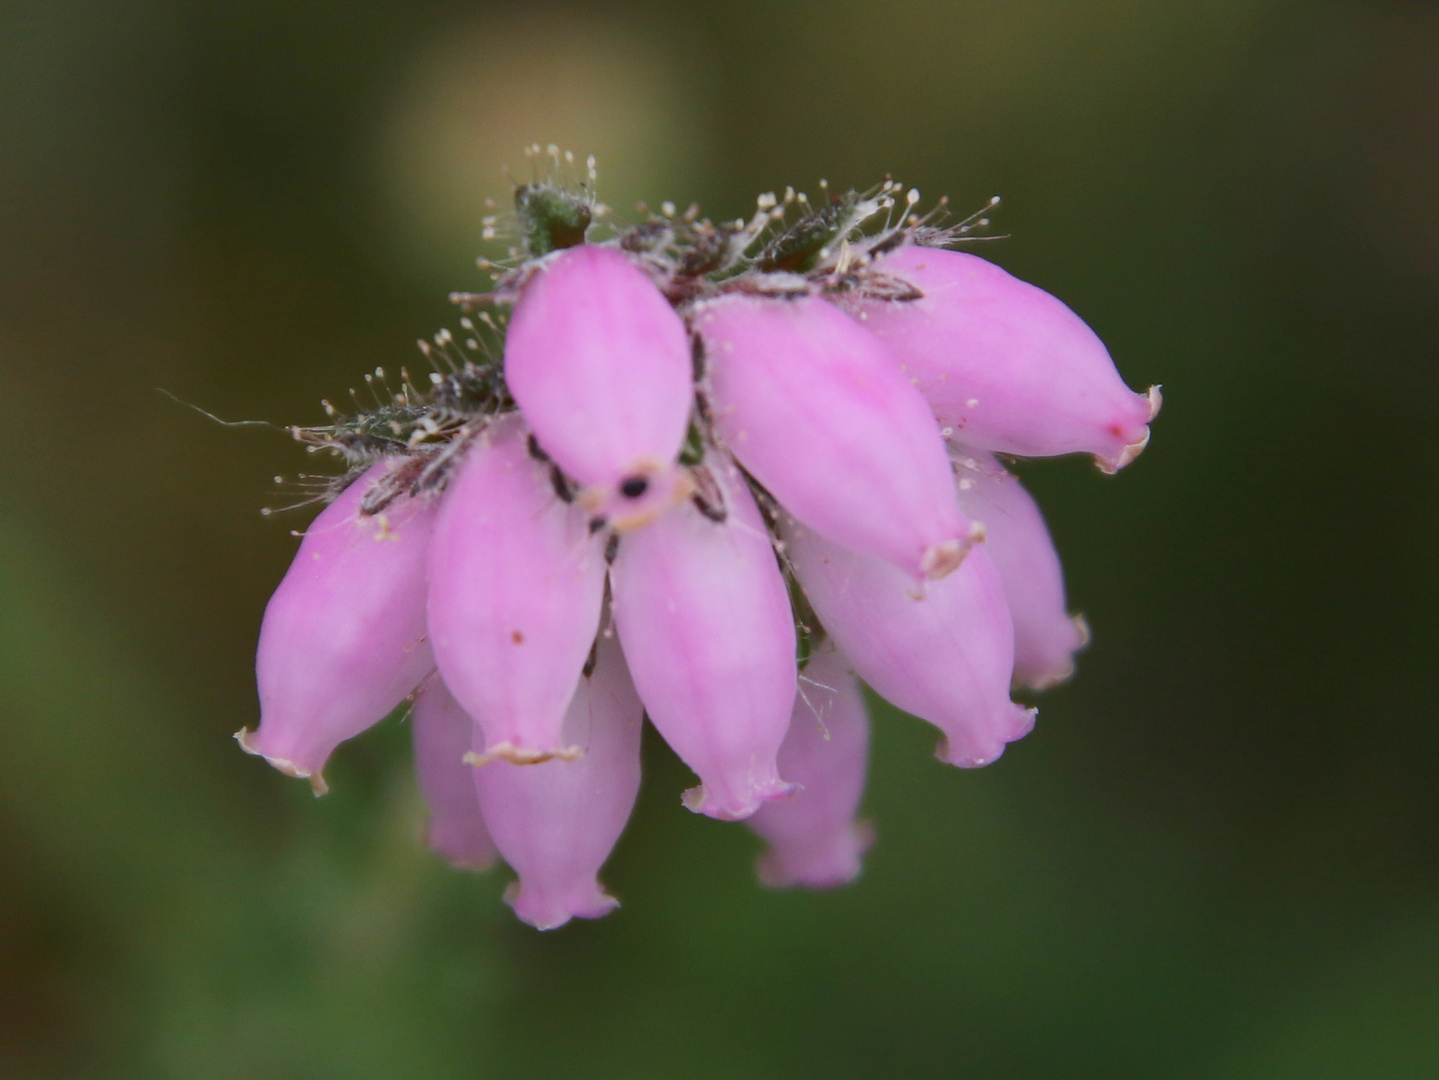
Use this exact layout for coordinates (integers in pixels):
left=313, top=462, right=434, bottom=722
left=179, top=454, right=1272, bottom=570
left=839, top=244, right=1161, bottom=472
left=238, top=459, right=436, bottom=794
left=470, top=634, right=643, bottom=930
left=411, top=674, right=498, bottom=870
left=426, top=413, right=607, bottom=765
left=238, top=166, right=1158, bottom=927
left=747, top=640, right=875, bottom=889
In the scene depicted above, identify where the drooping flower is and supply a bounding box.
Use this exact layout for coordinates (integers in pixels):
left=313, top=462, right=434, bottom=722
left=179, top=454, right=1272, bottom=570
left=239, top=151, right=1159, bottom=928
left=747, top=639, right=874, bottom=889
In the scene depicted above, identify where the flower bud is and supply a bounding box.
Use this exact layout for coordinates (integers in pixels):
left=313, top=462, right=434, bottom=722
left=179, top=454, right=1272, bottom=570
left=610, top=456, right=796, bottom=820
left=747, top=640, right=874, bottom=889
left=427, top=414, right=607, bottom=764
left=698, top=294, right=976, bottom=581
left=504, top=245, right=694, bottom=519
left=411, top=675, right=497, bottom=870
left=240, top=461, right=436, bottom=794
left=844, top=245, right=1160, bottom=471
left=951, top=448, right=1087, bottom=690
left=472, top=634, right=644, bottom=930
left=782, top=517, right=1035, bottom=768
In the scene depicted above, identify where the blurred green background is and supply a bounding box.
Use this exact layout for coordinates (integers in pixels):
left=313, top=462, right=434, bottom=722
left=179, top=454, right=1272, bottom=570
left=3, top=0, right=1437, bottom=1076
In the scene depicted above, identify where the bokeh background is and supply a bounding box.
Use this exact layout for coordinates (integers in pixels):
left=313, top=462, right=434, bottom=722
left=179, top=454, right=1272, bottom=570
left=3, top=0, right=1437, bottom=1076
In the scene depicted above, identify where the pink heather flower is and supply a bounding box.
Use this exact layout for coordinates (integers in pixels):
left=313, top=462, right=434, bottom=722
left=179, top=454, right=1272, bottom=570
left=609, top=453, right=796, bottom=820
left=747, top=640, right=874, bottom=889
left=783, top=516, right=1035, bottom=768
left=238, top=459, right=436, bottom=794
left=411, top=674, right=498, bottom=871
left=471, top=633, right=644, bottom=930
left=840, top=244, right=1162, bottom=472
left=699, top=294, right=977, bottom=582
left=426, top=413, right=607, bottom=764
left=950, top=447, right=1088, bottom=690
left=504, top=244, right=694, bottom=530
left=238, top=160, right=1159, bottom=928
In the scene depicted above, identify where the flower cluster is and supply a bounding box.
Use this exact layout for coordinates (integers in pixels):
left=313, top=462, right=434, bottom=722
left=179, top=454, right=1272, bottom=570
left=238, top=151, right=1159, bottom=929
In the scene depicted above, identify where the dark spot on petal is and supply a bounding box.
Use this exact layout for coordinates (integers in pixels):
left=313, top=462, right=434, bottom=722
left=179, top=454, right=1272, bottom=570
left=620, top=476, right=649, bottom=499
left=511, top=630, right=524, bottom=644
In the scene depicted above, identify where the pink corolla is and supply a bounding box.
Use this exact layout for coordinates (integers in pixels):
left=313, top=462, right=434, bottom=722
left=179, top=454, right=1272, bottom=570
left=470, top=633, right=643, bottom=930
left=747, top=641, right=874, bottom=889
left=839, top=244, right=1161, bottom=472
left=238, top=459, right=436, bottom=794
left=609, top=453, right=796, bottom=820
left=426, top=413, right=606, bottom=764
left=238, top=164, right=1158, bottom=927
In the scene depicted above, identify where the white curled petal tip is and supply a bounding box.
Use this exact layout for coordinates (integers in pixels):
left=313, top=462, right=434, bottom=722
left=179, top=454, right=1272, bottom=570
left=1146, top=384, right=1164, bottom=421
left=463, top=743, right=584, bottom=767
left=1098, top=426, right=1151, bottom=475
left=235, top=727, right=329, bottom=795
left=682, top=777, right=796, bottom=821
left=1017, top=659, right=1075, bottom=692
left=1096, top=386, right=1161, bottom=474
left=935, top=706, right=1038, bottom=767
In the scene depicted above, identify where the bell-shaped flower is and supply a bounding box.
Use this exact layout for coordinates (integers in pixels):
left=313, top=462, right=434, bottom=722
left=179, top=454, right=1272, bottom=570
left=503, top=244, right=694, bottom=524
left=240, top=461, right=436, bottom=794
left=782, top=517, right=1035, bottom=767
left=747, top=639, right=874, bottom=888
left=609, top=455, right=796, bottom=820
left=698, top=294, right=978, bottom=581
left=411, top=675, right=498, bottom=870
left=843, top=245, right=1160, bottom=472
left=471, top=634, right=644, bottom=931
left=951, top=447, right=1088, bottom=690
left=427, top=414, right=607, bottom=764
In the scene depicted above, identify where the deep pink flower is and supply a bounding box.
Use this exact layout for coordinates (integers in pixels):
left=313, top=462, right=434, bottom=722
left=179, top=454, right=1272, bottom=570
left=240, top=169, right=1159, bottom=928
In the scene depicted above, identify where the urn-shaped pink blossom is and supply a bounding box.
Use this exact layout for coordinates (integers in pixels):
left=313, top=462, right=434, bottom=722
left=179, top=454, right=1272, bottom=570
left=471, top=634, right=644, bottom=930
left=747, top=640, right=874, bottom=888
left=844, top=245, right=1160, bottom=472
left=698, top=294, right=977, bottom=581
left=504, top=244, right=694, bottom=527
left=609, top=455, right=796, bottom=820
left=426, top=414, right=607, bottom=764
left=951, top=447, right=1087, bottom=690
left=783, top=518, right=1035, bottom=768
left=411, top=675, right=498, bottom=870
left=241, top=461, right=436, bottom=793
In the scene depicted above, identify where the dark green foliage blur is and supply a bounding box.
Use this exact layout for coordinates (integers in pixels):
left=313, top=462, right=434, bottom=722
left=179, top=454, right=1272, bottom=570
left=3, top=1, right=1437, bottom=1075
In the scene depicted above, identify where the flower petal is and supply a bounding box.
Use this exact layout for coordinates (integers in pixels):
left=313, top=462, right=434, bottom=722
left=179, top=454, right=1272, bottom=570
left=951, top=447, right=1087, bottom=690
left=610, top=455, right=797, bottom=820
left=698, top=294, right=977, bottom=582
left=241, top=461, right=436, bottom=794
left=504, top=244, right=694, bottom=515
left=842, top=245, right=1160, bottom=471
left=427, top=414, right=607, bottom=764
left=411, top=675, right=498, bottom=870
left=471, top=633, right=643, bottom=931
left=747, top=639, right=874, bottom=889
left=782, top=516, right=1035, bottom=767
